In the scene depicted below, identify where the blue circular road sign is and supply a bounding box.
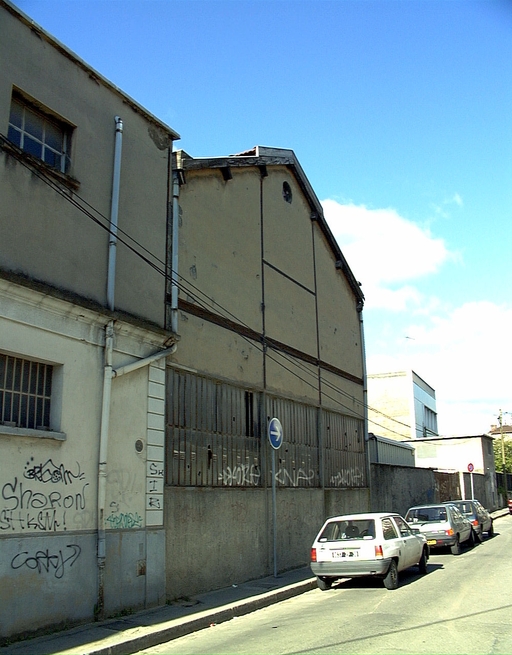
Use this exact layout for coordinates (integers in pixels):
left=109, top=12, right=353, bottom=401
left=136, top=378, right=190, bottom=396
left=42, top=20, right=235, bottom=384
left=268, top=417, right=283, bottom=450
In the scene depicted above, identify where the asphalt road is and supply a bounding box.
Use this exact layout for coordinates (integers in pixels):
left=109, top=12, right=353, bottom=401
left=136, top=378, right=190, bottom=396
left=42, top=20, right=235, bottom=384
left=136, top=515, right=512, bottom=655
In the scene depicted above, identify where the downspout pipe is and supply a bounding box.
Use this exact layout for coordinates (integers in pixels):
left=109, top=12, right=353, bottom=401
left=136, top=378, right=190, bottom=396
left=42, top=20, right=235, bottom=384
left=97, top=116, right=123, bottom=621
left=170, top=170, right=180, bottom=334
left=107, top=116, right=123, bottom=312
left=113, top=343, right=177, bottom=378
left=358, top=302, right=371, bottom=506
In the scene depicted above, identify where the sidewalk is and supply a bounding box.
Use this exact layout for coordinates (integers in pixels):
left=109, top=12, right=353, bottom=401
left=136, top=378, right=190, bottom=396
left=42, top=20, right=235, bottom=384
left=1, top=567, right=317, bottom=655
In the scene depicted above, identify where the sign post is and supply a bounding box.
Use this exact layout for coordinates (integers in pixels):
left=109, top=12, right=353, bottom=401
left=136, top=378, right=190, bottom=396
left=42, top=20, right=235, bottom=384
left=468, top=463, right=474, bottom=499
left=268, top=418, right=283, bottom=578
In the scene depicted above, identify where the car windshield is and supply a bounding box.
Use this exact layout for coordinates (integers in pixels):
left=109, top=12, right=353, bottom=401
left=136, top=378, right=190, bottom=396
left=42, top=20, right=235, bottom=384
left=318, top=519, right=375, bottom=541
left=451, top=502, right=475, bottom=516
left=406, top=507, right=447, bottom=523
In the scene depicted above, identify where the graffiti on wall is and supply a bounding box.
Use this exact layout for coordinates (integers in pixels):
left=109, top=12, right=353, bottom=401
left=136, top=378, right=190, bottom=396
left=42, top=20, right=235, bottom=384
left=11, top=544, right=81, bottom=579
left=275, top=466, right=315, bottom=487
left=0, top=457, right=89, bottom=532
left=330, top=467, right=365, bottom=487
left=219, top=464, right=261, bottom=487
left=105, top=499, right=143, bottom=530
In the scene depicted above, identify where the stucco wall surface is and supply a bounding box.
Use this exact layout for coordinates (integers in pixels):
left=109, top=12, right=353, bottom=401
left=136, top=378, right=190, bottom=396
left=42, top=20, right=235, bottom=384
left=0, top=281, right=168, bottom=639
left=0, top=4, right=172, bottom=327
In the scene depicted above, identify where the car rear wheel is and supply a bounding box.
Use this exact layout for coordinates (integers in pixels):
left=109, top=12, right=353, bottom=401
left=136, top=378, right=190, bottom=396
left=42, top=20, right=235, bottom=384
left=468, top=529, right=475, bottom=548
left=418, top=548, right=428, bottom=574
left=488, top=521, right=494, bottom=538
left=383, top=560, right=398, bottom=590
left=317, top=576, right=333, bottom=591
left=475, top=527, right=484, bottom=544
left=451, top=536, right=461, bottom=555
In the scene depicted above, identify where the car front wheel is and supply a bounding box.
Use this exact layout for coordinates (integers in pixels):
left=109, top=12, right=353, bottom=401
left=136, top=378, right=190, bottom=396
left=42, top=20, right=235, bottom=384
left=383, top=560, right=398, bottom=590
left=317, top=576, right=333, bottom=591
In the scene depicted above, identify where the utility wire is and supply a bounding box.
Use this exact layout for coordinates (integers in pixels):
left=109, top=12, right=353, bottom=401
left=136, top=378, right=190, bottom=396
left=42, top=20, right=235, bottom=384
left=1, top=136, right=413, bottom=438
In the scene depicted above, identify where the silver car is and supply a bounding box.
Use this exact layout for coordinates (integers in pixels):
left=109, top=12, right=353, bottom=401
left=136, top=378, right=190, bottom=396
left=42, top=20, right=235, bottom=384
left=310, top=512, right=429, bottom=591
left=405, top=503, right=474, bottom=554
left=444, top=499, right=494, bottom=542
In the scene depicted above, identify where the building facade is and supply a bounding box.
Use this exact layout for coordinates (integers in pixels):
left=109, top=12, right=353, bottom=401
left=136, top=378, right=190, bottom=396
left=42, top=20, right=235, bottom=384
left=0, top=0, right=178, bottom=639
left=367, top=370, right=438, bottom=441
left=165, top=147, right=369, bottom=599
left=1, top=2, right=369, bottom=640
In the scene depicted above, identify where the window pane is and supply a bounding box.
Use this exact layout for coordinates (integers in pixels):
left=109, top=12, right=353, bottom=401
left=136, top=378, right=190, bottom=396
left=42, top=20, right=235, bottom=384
left=37, top=365, right=45, bottom=395
left=20, top=395, right=28, bottom=427
left=45, top=121, right=63, bottom=151
left=43, top=148, right=60, bottom=169
left=45, top=368, right=53, bottom=396
left=43, top=398, right=51, bottom=427
left=13, top=359, right=22, bottom=392
left=36, top=397, right=43, bottom=427
left=22, top=362, right=30, bottom=393
left=24, top=108, right=44, bottom=140
left=4, top=392, right=12, bottom=422
left=23, top=135, right=42, bottom=159
left=5, top=357, right=13, bottom=390
left=29, top=365, right=37, bottom=394
left=11, top=394, right=20, bottom=425
left=9, top=99, right=23, bottom=128
left=28, top=396, right=36, bottom=429
left=0, top=355, right=5, bottom=386
left=7, top=125, right=21, bottom=148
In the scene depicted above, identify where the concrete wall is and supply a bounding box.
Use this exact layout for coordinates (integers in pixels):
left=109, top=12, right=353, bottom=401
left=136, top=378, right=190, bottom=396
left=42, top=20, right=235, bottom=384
left=164, top=486, right=370, bottom=600
left=370, top=464, right=437, bottom=517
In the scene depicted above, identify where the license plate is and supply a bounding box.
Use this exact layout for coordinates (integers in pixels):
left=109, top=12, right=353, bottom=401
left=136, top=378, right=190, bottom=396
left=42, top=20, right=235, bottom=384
left=427, top=539, right=437, bottom=545
left=332, top=550, right=359, bottom=559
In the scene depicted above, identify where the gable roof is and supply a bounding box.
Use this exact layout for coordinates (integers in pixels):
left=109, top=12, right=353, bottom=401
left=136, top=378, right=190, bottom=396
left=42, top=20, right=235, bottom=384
left=173, top=146, right=364, bottom=305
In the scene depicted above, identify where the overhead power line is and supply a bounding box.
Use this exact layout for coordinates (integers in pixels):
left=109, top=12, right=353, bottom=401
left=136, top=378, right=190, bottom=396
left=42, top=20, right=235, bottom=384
left=0, top=136, right=412, bottom=438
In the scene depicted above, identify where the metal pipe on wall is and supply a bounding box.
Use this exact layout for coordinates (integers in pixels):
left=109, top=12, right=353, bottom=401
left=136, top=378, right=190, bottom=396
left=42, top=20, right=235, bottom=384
left=170, top=170, right=180, bottom=334
left=97, top=116, right=123, bottom=620
left=107, top=116, right=123, bottom=312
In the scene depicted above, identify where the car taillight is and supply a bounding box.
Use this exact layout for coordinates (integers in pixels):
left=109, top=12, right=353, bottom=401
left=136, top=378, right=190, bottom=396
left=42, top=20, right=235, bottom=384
left=471, top=520, right=479, bottom=526
left=445, top=528, right=454, bottom=536
left=311, top=548, right=317, bottom=562
left=375, top=545, right=383, bottom=558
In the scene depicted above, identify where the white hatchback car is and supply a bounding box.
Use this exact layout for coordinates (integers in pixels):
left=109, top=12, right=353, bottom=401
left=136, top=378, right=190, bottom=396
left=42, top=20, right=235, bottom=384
left=310, top=512, right=429, bottom=590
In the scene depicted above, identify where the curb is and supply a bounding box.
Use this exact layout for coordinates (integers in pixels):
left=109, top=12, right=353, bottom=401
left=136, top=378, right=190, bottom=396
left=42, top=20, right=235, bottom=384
left=74, top=578, right=318, bottom=655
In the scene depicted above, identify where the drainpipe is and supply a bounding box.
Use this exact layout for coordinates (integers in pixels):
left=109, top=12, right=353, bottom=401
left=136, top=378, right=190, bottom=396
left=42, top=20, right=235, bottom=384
left=97, top=116, right=123, bottom=621
left=170, top=171, right=180, bottom=334
left=358, top=302, right=371, bottom=507
left=107, top=116, right=123, bottom=312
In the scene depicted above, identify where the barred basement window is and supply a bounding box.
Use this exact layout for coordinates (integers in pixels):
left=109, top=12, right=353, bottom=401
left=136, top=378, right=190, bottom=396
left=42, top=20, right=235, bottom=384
left=0, top=354, right=53, bottom=430
left=7, top=91, right=72, bottom=174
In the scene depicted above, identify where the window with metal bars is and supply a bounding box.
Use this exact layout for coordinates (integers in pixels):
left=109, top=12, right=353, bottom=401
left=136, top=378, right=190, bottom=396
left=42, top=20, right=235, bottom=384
left=0, top=354, right=53, bottom=430
left=7, top=91, right=72, bottom=174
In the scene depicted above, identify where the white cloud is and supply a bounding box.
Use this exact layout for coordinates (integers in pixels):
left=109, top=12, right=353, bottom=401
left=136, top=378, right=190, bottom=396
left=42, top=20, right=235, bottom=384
left=321, top=199, right=456, bottom=310
left=321, top=199, right=512, bottom=436
left=365, top=301, right=512, bottom=435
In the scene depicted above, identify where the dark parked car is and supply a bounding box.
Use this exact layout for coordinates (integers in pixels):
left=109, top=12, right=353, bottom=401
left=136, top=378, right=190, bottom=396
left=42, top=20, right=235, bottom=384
left=405, top=503, right=474, bottom=555
left=444, top=499, right=493, bottom=542
left=508, top=497, right=512, bottom=515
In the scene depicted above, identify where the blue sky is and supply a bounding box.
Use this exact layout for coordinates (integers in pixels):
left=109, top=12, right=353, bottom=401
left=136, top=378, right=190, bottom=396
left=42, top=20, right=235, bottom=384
left=14, top=0, right=512, bottom=435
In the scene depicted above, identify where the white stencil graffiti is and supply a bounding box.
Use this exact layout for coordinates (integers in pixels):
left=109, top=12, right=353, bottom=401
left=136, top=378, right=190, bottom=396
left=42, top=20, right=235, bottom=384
left=330, top=467, right=365, bottom=487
